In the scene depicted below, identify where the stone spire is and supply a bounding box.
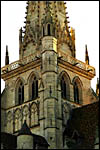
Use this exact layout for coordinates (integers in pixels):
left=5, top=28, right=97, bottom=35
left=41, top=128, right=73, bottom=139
left=5, top=45, right=9, bottom=65
left=19, top=27, right=23, bottom=58
left=19, top=1, right=74, bottom=58
left=85, top=45, right=89, bottom=65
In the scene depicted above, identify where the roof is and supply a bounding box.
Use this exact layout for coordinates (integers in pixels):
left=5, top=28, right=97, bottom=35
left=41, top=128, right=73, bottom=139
left=33, top=134, right=49, bottom=146
left=1, top=132, right=17, bottom=149
left=18, top=120, right=49, bottom=146
left=64, top=101, right=99, bottom=149
left=18, top=120, right=32, bottom=136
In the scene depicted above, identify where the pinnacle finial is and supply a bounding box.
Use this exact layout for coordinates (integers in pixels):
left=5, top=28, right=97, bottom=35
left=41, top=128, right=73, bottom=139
left=5, top=45, right=9, bottom=65
left=19, top=27, right=22, bottom=42
left=85, top=44, right=89, bottom=65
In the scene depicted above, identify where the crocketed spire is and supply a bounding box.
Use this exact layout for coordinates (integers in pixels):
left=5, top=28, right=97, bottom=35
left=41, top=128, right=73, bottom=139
left=19, top=1, right=75, bottom=58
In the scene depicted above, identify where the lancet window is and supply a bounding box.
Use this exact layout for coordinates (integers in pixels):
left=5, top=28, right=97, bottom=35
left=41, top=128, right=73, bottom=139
left=74, top=82, right=79, bottom=103
left=61, top=74, right=70, bottom=100
left=73, top=77, right=82, bottom=104
left=29, top=76, right=38, bottom=100
left=18, top=82, right=24, bottom=105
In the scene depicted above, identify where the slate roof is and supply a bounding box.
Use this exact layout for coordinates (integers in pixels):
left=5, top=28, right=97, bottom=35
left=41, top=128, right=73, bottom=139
left=64, top=101, right=99, bottom=149
left=18, top=120, right=49, bottom=146
left=1, top=120, right=49, bottom=149
left=18, top=120, right=32, bottom=136
left=1, top=132, right=17, bottom=149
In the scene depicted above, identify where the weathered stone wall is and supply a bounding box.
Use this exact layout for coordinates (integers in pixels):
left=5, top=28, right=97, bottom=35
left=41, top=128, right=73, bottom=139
left=17, top=135, right=33, bottom=149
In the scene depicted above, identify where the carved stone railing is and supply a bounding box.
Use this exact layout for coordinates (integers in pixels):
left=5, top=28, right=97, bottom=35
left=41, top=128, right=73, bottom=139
left=1, top=50, right=95, bottom=75
left=58, top=50, right=95, bottom=75
left=1, top=52, right=41, bottom=75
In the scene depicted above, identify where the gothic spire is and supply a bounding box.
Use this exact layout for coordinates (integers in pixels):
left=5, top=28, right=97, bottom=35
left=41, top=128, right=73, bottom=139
left=5, top=45, right=9, bottom=65
left=85, top=45, right=89, bottom=65
left=19, top=1, right=74, bottom=58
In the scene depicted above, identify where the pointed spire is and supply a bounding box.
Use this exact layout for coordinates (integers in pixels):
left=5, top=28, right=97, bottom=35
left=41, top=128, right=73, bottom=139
left=19, top=27, right=22, bottom=44
left=70, top=27, right=76, bottom=57
left=5, top=45, right=9, bottom=65
left=45, top=1, right=52, bottom=20
left=85, top=44, right=89, bottom=65
left=96, top=78, right=99, bottom=97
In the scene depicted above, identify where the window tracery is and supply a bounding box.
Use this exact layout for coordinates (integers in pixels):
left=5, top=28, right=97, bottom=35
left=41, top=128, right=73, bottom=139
left=30, top=103, right=38, bottom=126
left=23, top=106, right=29, bottom=126
left=14, top=109, right=22, bottom=132
left=6, top=111, right=13, bottom=133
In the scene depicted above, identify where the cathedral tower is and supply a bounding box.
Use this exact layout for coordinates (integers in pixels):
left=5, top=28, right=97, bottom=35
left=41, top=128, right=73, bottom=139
left=1, top=1, right=97, bottom=149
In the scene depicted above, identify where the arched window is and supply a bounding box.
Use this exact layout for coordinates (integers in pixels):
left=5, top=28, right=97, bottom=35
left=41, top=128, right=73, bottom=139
left=47, top=24, right=51, bottom=36
left=73, top=77, right=82, bottom=104
left=61, top=76, right=66, bottom=99
left=30, top=76, right=38, bottom=100
left=61, top=74, right=70, bottom=100
left=18, top=82, right=24, bottom=105
left=74, top=82, right=79, bottom=103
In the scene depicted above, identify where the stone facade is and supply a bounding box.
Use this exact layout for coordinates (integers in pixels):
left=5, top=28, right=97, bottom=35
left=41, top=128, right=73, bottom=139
left=1, top=1, right=98, bottom=149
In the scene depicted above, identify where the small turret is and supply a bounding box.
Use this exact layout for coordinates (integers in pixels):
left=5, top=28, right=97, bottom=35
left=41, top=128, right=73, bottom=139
left=17, top=120, right=33, bottom=149
left=96, top=78, right=99, bottom=97
left=85, top=44, right=89, bottom=65
left=5, top=45, right=9, bottom=65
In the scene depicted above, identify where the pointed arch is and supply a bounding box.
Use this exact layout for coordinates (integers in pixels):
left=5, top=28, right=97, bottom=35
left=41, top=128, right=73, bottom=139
left=28, top=71, right=39, bottom=100
left=58, top=71, right=71, bottom=84
left=15, top=77, right=25, bottom=105
left=58, top=71, right=71, bottom=100
left=22, top=105, right=29, bottom=127
left=6, top=111, right=13, bottom=133
left=15, top=77, right=25, bottom=88
left=30, top=102, right=38, bottom=127
left=14, top=108, right=22, bottom=132
left=27, top=71, right=39, bottom=83
left=72, top=76, right=83, bottom=104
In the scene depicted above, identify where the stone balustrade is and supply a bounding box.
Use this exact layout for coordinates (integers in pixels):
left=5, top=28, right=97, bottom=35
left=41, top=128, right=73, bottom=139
left=58, top=50, right=95, bottom=75
left=1, top=52, right=41, bottom=75
left=1, top=50, right=95, bottom=75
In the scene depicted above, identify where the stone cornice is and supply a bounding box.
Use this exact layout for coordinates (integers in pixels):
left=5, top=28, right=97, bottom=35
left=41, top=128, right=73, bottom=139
left=1, top=59, right=41, bottom=81
left=58, top=59, right=95, bottom=80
